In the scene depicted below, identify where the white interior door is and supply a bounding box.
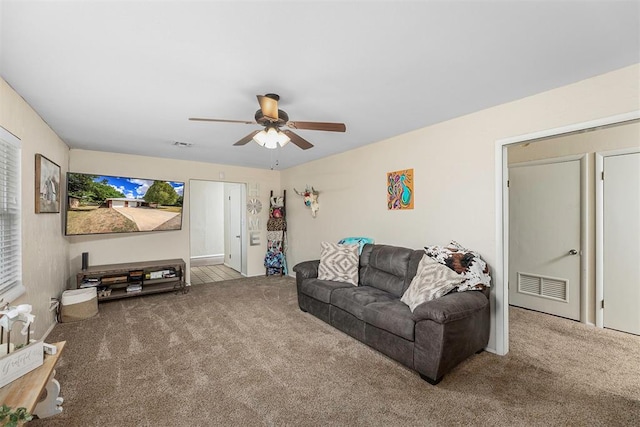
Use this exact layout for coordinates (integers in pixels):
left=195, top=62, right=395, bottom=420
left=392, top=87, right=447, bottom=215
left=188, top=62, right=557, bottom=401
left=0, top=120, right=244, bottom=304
left=509, top=158, right=582, bottom=320
left=602, top=151, right=640, bottom=335
left=228, top=186, right=242, bottom=272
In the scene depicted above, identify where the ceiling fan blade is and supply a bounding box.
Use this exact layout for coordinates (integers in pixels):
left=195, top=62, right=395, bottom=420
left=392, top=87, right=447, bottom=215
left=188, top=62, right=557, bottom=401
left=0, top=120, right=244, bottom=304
left=286, top=121, right=346, bottom=132
left=189, top=117, right=256, bottom=125
left=282, top=130, right=314, bottom=150
left=233, top=130, right=261, bottom=146
left=257, top=95, right=279, bottom=120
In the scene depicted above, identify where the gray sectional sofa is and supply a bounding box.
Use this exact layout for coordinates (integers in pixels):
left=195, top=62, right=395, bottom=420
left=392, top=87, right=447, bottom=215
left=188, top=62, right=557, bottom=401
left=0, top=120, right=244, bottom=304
left=293, top=243, right=490, bottom=384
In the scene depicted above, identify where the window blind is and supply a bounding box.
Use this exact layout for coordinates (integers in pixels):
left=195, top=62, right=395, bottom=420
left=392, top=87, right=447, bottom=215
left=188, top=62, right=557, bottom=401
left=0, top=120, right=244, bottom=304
left=0, top=126, right=23, bottom=304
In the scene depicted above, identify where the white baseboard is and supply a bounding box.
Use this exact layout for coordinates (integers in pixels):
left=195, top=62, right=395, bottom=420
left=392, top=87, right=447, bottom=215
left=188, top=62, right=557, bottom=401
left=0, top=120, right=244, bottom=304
left=191, top=255, right=224, bottom=267
left=191, top=253, right=224, bottom=259
left=484, top=347, right=498, bottom=355
left=41, top=320, right=57, bottom=341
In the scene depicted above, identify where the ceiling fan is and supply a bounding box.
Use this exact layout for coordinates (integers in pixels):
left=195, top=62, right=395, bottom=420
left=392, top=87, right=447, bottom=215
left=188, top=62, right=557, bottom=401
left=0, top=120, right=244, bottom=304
left=189, top=93, right=346, bottom=150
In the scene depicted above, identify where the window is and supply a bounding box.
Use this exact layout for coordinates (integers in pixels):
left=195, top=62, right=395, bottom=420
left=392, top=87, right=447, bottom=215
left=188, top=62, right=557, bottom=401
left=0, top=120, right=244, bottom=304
left=0, top=126, right=23, bottom=304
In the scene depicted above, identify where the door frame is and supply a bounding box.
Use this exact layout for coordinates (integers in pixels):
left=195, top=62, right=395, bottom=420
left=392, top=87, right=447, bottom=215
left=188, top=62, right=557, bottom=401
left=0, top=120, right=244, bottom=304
left=188, top=179, right=248, bottom=276
left=494, top=110, right=640, bottom=356
left=508, top=154, right=588, bottom=322
left=595, top=147, right=640, bottom=328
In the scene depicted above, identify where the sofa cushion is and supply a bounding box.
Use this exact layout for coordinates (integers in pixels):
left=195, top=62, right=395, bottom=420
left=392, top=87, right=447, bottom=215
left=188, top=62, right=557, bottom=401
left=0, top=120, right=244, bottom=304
left=318, top=242, right=359, bottom=285
left=331, top=286, right=396, bottom=320
left=363, top=300, right=415, bottom=341
left=300, top=278, right=354, bottom=304
left=401, top=255, right=465, bottom=312
left=359, top=244, right=415, bottom=297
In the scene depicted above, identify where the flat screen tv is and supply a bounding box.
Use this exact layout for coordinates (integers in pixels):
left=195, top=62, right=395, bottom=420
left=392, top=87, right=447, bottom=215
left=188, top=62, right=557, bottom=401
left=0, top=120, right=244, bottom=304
left=65, top=172, right=184, bottom=236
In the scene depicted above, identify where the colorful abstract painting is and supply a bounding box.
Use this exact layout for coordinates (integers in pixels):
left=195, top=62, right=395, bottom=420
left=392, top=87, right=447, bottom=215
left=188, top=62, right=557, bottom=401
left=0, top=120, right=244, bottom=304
left=387, top=168, right=414, bottom=210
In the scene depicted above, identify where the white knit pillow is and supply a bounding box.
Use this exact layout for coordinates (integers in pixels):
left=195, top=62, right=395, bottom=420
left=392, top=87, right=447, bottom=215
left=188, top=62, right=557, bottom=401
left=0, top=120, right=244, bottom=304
left=317, top=242, right=359, bottom=285
left=401, top=255, right=464, bottom=312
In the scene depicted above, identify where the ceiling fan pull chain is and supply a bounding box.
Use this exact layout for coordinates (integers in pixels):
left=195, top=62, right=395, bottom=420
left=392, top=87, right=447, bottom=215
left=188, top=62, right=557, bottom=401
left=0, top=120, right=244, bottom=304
left=270, top=151, right=280, bottom=170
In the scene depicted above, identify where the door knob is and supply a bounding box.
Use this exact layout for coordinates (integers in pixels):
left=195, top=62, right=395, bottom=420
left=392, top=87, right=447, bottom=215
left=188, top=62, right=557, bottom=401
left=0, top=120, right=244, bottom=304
left=235, top=235, right=241, bottom=238
left=568, top=249, right=578, bottom=255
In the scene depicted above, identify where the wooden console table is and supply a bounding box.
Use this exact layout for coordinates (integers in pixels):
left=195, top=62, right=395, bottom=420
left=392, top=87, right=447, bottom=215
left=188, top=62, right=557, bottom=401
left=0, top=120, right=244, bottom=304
left=0, top=341, right=65, bottom=419
left=77, top=259, right=186, bottom=302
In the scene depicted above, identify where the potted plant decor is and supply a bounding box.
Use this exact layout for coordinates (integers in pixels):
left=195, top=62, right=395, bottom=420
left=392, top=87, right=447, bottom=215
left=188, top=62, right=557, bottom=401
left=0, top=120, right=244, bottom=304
left=0, top=405, right=33, bottom=427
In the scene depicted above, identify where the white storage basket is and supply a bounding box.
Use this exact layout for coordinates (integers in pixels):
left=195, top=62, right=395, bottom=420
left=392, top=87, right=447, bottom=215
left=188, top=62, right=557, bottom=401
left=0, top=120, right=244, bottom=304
left=60, top=287, right=98, bottom=322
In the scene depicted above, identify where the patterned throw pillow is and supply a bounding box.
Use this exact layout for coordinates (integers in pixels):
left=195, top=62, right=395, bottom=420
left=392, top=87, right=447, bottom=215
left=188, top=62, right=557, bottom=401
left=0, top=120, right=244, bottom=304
left=423, top=241, right=491, bottom=292
left=318, top=242, right=359, bottom=286
left=401, top=255, right=464, bottom=312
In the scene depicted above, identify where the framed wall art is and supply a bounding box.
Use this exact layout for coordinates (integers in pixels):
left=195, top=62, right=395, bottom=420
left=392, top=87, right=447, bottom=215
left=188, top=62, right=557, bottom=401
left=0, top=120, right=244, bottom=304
left=387, top=168, right=414, bottom=210
left=35, top=154, right=61, bottom=213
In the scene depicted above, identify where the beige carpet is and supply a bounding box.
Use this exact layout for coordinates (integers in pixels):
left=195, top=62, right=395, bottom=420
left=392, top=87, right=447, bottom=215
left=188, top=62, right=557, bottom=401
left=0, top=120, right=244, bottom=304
left=34, top=276, right=640, bottom=426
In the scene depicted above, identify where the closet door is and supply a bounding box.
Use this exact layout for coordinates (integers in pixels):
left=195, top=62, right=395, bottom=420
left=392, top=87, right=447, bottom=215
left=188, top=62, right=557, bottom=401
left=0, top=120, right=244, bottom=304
left=603, top=151, right=640, bottom=335
left=509, top=158, right=582, bottom=320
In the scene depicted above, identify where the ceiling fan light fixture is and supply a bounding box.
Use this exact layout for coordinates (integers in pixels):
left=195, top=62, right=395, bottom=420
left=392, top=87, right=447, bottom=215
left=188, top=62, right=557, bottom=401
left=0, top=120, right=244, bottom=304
left=278, top=131, right=291, bottom=147
left=192, top=93, right=343, bottom=150
left=253, top=127, right=290, bottom=149
left=253, top=130, right=267, bottom=147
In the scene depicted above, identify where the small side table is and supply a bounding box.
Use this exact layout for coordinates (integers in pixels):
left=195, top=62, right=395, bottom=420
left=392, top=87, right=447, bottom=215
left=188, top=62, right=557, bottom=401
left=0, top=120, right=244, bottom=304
left=0, top=341, right=66, bottom=419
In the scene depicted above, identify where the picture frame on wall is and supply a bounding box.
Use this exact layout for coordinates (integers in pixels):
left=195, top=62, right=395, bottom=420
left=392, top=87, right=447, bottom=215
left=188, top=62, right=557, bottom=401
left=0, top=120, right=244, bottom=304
left=35, top=154, right=61, bottom=213
left=387, top=168, right=414, bottom=210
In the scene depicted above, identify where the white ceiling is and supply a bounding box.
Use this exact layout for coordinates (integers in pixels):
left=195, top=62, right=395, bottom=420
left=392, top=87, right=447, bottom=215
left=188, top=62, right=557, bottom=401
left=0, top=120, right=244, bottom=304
left=1, top=1, right=638, bottom=170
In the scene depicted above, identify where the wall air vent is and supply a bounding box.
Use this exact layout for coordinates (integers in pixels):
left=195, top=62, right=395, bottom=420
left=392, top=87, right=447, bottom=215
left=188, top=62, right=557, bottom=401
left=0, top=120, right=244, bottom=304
left=517, top=272, right=569, bottom=303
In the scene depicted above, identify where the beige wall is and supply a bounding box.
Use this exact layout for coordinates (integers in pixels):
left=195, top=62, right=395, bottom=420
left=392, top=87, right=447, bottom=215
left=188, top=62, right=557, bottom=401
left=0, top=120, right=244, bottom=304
left=282, top=64, right=640, bottom=352
left=68, top=150, right=280, bottom=281
left=0, top=77, right=70, bottom=339
left=507, top=122, right=640, bottom=324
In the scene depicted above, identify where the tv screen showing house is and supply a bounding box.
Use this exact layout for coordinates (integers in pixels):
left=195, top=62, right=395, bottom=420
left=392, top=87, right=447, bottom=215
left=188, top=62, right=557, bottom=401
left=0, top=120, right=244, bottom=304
left=65, top=173, right=184, bottom=236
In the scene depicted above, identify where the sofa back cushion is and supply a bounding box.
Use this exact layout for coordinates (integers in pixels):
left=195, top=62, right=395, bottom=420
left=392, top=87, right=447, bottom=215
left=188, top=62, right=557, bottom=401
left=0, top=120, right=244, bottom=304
left=359, top=244, right=418, bottom=297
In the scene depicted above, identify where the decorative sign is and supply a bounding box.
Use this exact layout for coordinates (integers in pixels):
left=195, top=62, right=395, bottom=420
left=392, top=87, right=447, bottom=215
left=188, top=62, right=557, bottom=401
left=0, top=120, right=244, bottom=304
left=0, top=340, right=44, bottom=388
left=248, top=217, right=261, bottom=246
left=247, top=198, right=262, bottom=215
left=387, top=168, right=414, bottom=210
left=248, top=183, right=260, bottom=198
left=249, top=232, right=261, bottom=246
left=247, top=183, right=262, bottom=246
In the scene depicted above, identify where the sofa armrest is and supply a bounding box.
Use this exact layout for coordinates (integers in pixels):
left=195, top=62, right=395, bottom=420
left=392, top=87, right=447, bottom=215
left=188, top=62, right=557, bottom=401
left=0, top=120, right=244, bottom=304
left=412, top=290, right=489, bottom=324
left=293, top=260, right=320, bottom=279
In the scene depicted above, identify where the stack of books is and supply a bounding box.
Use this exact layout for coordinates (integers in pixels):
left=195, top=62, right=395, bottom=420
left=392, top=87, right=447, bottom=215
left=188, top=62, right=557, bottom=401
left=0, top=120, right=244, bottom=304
left=129, top=270, right=144, bottom=282
left=80, top=277, right=101, bottom=288
left=146, top=269, right=177, bottom=279
left=126, top=283, right=142, bottom=293
left=102, top=276, right=128, bottom=285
